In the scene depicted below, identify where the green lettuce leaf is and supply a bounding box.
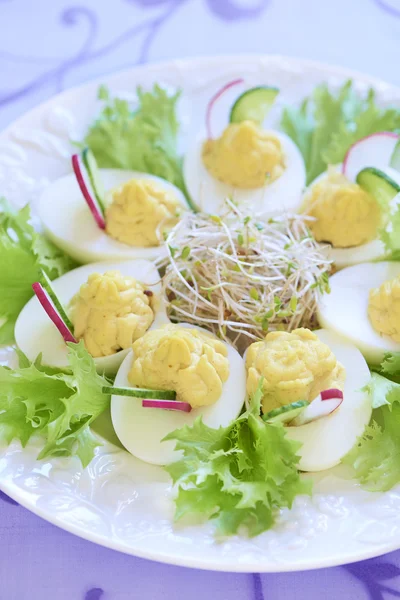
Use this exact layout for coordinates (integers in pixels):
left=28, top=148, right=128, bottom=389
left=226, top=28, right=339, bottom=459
left=164, top=380, right=311, bottom=537
left=84, top=85, right=194, bottom=209
left=0, top=341, right=110, bottom=467
left=0, top=199, right=77, bottom=344
left=281, top=81, right=400, bottom=184
left=343, top=372, right=400, bottom=491
left=380, top=352, right=400, bottom=379
left=378, top=198, right=400, bottom=259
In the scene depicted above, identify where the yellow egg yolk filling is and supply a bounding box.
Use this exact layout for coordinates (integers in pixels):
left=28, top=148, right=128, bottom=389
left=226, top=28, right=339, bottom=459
left=245, top=328, right=345, bottom=413
left=69, top=271, right=154, bottom=357
left=106, top=178, right=181, bottom=247
left=302, top=169, right=380, bottom=248
left=202, top=120, right=285, bottom=189
left=369, top=276, right=400, bottom=342
left=129, top=324, right=230, bottom=408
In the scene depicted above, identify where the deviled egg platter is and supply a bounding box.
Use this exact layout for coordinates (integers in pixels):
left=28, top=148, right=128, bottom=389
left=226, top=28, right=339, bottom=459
left=9, top=76, right=400, bottom=543
left=301, top=132, right=400, bottom=269
left=184, top=80, right=306, bottom=215
left=15, top=259, right=168, bottom=376
left=38, top=149, right=188, bottom=264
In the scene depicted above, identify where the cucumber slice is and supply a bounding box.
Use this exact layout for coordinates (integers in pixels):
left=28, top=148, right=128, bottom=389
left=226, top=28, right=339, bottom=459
left=390, top=139, right=400, bottom=172
left=356, top=167, right=400, bottom=208
left=230, top=86, right=279, bottom=125
left=262, top=400, right=309, bottom=424
left=82, top=147, right=106, bottom=214
left=102, top=385, right=176, bottom=400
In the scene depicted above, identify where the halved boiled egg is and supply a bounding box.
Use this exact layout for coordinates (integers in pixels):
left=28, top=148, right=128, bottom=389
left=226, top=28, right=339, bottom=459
left=317, top=261, right=400, bottom=364
left=302, top=132, right=400, bottom=269
left=15, top=259, right=168, bottom=375
left=184, top=127, right=306, bottom=215
left=111, top=324, right=246, bottom=465
left=38, top=168, right=188, bottom=264
left=285, top=329, right=371, bottom=472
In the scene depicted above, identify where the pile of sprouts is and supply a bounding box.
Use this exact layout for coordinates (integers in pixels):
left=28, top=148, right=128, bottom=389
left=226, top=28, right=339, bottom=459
left=159, top=200, right=332, bottom=351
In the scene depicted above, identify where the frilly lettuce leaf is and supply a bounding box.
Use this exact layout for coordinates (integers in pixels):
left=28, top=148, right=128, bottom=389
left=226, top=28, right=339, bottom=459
left=84, top=85, right=194, bottom=208
left=343, top=369, right=400, bottom=491
left=281, top=80, right=400, bottom=184
left=164, top=379, right=311, bottom=537
left=380, top=352, right=400, bottom=379
left=0, top=341, right=110, bottom=467
left=378, top=194, right=400, bottom=258
left=0, top=199, right=77, bottom=344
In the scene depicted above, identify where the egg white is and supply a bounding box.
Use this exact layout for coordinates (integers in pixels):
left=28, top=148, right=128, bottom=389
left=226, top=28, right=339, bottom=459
left=285, top=329, right=371, bottom=472
left=15, top=259, right=168, bottom=376
left=111, top=324, right=246, bottom=465
left=317, top=261, right=400, bottom=365
left=183, top=130, right=306, bottom=216
left=38, top=169, right=188, bottom=264
left=305, top=165, right=400, bottom=269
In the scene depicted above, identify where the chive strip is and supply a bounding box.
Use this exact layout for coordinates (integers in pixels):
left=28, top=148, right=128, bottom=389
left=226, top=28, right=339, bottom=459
left=82, top=147, right=107, bottom=216
left=40, top=269, right=75, bottom=333
left=102, top=386, right=176, bottom=400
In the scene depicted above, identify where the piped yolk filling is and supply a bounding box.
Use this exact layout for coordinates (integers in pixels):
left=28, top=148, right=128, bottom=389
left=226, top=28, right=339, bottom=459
left=302, top=169, right=380, bottom=248
left=369, top=275, right=400, bottom=342
left=245, top=328, right=345, bottom=413
left=202, top=120, right=285, bottom=189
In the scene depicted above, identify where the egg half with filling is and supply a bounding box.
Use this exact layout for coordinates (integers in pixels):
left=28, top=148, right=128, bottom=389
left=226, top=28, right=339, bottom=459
left=39, top=168, right=188, bottom=264
left=111, top=323, right=246, bottom=465
left=318, top=261, right=400, bottom=364
left=301, top=131, right=400, bottom=269
left=184, top=120, right=306, bottom=215
left=15, top=259, right=168, bottom=375
left=245, top=328, right=371, bottom=472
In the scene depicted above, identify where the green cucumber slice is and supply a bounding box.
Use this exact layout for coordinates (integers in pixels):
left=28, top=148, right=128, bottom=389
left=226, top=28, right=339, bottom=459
left=102, top=385, right=176, bottom=400
left=356, top=167, right=400, bottom=208
left=82, top=147, right=106, bottom=214
left=230, top=86, right=279, bottom=125
left=262, top=400, right=309, bottom=424
left=390, top=139, right=400, bottom=172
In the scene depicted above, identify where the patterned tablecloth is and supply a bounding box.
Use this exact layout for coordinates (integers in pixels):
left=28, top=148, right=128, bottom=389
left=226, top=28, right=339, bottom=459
left=2, top=1, right=400, bottom=598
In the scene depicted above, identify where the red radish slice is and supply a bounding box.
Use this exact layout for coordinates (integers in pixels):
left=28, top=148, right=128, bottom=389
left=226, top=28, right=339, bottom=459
left=71, top=154, right=106, bottom=229
left=142, top=399, right=192, bottom=413
left=320, top=388, right=344, bottom=401
left=206, top=78, right=244, bottom=139
left=342, top=132, right=399, bottom=182
left=32, top=282, right=77, bottom=344
left=290, top=389, right=343, bottom=427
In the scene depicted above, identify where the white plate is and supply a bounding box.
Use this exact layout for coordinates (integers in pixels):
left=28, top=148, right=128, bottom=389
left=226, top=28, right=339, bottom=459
left=2, top=55, right=400, bottom=573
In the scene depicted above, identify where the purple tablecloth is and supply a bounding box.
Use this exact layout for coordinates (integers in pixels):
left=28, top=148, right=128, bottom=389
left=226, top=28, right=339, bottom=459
left=2, top=0, right=400, bottom=598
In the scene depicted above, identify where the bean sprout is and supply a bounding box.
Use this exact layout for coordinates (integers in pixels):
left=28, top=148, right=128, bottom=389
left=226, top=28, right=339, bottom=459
left=158, top=200, right=332, bottom=352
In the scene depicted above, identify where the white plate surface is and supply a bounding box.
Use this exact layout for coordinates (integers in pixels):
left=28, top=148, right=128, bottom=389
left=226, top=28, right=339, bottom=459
left=2, top=55, right=400, bottom=572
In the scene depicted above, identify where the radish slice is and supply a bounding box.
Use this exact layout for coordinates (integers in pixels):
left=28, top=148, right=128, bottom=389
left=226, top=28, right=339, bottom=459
left=71, top=154, right=106, bottom=230
left=320, top=388, right=344, bottom=401
left=142, top=399, right=192, bottom=413
left=342, top=132, right=399, bottom=182
left=32, top=282, right=77, bottom=344
left=206, top=78, right=244, bottom=139
left=290, top=389, right=343, bottom=426
left=40, top=269, right=75, bottom=333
